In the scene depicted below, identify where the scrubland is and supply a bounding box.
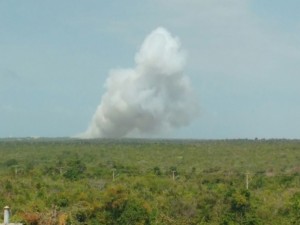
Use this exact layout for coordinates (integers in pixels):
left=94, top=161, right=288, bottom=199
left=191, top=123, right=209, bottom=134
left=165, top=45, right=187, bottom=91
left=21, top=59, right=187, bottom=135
left=1, top=138, right=300, bottom=224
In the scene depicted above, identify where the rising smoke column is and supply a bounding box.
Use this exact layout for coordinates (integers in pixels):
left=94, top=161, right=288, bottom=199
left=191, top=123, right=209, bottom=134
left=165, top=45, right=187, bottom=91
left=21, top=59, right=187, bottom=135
left=82, top=27, right=198, bottom=138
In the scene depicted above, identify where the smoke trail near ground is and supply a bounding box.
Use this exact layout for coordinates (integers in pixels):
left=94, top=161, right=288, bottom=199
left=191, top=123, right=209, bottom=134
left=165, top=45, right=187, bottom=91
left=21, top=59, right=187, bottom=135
left=82, top=27, right=198, bottom=138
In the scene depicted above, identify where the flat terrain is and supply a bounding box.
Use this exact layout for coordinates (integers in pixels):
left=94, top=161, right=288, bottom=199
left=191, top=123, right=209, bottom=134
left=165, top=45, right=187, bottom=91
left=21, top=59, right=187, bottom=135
left=0, top=138, right=300, bottom=224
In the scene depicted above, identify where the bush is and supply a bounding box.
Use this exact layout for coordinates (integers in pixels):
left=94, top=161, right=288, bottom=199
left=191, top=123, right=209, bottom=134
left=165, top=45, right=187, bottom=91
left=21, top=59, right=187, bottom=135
left=117, top=200, right=150, bottom=225
left=4, top=159, right=18, bottom=167
left=63, top=160, right=86, bottom=180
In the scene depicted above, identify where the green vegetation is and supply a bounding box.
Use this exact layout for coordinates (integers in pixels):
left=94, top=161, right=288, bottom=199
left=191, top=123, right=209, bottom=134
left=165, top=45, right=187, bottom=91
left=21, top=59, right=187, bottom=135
left=0, top=138, right=300, bottom=224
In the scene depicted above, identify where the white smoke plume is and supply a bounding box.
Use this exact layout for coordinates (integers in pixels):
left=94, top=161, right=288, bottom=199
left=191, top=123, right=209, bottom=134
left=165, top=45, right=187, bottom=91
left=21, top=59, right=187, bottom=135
left=82, top=27, right=198, bottom=138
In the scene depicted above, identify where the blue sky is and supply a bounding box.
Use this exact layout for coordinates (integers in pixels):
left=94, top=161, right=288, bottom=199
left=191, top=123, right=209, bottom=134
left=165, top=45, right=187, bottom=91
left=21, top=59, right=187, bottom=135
left=1, top=0, right=300, bottom=139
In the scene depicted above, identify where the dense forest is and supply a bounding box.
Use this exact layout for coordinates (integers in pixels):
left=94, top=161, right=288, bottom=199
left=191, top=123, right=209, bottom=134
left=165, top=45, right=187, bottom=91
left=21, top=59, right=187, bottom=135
left=0, top=138, right=300, bottom=224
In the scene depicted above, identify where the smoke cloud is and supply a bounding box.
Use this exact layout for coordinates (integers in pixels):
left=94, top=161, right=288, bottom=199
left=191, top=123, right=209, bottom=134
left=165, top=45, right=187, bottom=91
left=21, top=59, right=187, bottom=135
left=82, top=27, right=198, bottom=138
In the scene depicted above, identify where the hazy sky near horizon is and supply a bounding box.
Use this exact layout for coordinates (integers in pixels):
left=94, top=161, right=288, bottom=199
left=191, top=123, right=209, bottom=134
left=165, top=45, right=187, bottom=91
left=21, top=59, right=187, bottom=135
left=1, top=0, right=300, bottom=139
